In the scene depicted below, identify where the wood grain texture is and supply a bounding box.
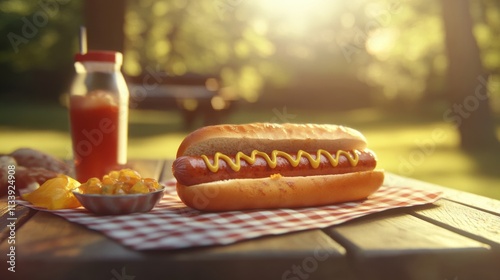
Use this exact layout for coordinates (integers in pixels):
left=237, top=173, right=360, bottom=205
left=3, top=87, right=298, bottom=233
left=0, top=198, right=34, bottom=244
left=325, top=209, right=497, bottom=280
left=385, top=172, right=500, bottom=215
left=412, top=199, right=500, bottom=248
left=328, top=210, right=490, bottom=253
left=0, top=210, right=350, bottom=280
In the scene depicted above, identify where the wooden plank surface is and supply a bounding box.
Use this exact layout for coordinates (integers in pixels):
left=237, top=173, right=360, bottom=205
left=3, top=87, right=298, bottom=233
left=385, top=172, right=500, bottom=214
left=0, top=210, right=351, bottom=280
left=325, top=209, right=498, bottom=280
left=0, top=199, right=35, bottom=245
left=412, top=199, right=500, bottom=248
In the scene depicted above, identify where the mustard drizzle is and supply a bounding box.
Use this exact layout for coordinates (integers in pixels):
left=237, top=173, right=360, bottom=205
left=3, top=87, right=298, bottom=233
left=201, top=149, right=360, bottom=172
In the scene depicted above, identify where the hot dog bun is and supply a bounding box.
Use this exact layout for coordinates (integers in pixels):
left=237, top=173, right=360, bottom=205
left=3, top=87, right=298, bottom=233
left=174, top=123, right=384, bottom=212
left=176, top=123, right=368, bottom=157
left=176, top=171, right=384, bottom=211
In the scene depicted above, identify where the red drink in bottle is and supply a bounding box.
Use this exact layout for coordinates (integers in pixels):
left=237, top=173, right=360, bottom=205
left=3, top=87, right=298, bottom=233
left=69, top=51, right=128, bottom=182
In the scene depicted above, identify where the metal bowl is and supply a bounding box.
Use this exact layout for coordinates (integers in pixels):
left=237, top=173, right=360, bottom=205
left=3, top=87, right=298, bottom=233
left=73, top=186, right=165, bottom=215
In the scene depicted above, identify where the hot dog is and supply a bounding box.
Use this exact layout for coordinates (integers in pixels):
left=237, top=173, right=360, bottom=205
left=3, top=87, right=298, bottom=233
left=0, top=148, right=71, bottom=197
left=10, top=148, right=70, bottom=174
left=172, top=123, right=384, bottom=211
left=173, top=149, right=377, bottom=186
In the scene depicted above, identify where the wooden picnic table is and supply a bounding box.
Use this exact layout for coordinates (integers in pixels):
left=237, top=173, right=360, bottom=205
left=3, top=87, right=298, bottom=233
left=127, top=74, right=238, bottom=129
left=1, top=159, right=499, bottom=280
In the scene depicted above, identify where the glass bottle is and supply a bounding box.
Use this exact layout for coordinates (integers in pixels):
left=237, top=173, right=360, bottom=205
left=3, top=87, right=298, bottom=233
left=68, top=51, right=129, bottom=183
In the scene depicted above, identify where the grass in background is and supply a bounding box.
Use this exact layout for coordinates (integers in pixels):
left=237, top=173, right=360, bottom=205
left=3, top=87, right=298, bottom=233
left=1, top=102, right=499, bottom=199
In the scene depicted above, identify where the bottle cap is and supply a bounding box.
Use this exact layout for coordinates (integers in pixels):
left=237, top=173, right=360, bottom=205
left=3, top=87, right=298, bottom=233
left=75, top=51, right=123, bottom=65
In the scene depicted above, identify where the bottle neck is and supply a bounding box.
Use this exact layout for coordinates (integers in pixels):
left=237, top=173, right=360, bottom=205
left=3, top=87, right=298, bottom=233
left=75, top=61, right=121, bottom=73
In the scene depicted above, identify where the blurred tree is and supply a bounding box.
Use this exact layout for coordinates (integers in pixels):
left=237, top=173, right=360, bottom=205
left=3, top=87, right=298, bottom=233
left=1, top=0, right=499, bottom=131
left=442, top=0, right=498, bottom=150
left=352, top=0, right=499, bottom=150
left=123, top=0, right=286, bottom=102
left=0, top=0, right=82, bottom=101
left=355, top=1, right=447, bottom=103
left=123, top=0, right=362, bottom=104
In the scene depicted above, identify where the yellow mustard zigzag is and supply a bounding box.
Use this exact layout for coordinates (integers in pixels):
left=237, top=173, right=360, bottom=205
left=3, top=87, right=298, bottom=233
left=201, top=150, right=360, bottom=172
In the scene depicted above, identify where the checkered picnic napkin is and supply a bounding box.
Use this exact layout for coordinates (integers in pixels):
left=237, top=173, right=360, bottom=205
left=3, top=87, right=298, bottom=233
left=17, top=180, right=441, bottom=250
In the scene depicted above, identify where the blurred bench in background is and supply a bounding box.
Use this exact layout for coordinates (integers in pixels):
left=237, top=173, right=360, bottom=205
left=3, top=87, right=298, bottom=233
left=127, top=73, right=238, bottom=130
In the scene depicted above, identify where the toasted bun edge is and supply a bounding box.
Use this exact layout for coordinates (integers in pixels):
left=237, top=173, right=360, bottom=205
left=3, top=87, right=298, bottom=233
left=176, top=123, right=368, bottom=157
left=176, top=170, right=384, bottom=211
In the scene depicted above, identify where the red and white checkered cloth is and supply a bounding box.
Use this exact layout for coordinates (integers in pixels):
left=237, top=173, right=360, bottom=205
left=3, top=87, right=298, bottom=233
left=18, top=180, right=441, bottom=250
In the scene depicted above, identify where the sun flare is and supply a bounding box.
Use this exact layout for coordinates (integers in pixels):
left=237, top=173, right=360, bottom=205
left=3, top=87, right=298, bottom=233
left=256, top=0, right=336, bottom=35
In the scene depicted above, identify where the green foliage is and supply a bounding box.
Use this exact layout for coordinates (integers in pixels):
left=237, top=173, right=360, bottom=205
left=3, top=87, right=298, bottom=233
left=357, top=0, right=500, bottom=103
left=123, top=0, right=500, bottom=105
left=1, top=0, right=499, bottom=104
left=124, top=0, right=285, bottom=102
left=124, top=0, right=358, bottom=102
left=356, top=1, right=445, bottom=101
left=0, top=0, right=82, bottom=71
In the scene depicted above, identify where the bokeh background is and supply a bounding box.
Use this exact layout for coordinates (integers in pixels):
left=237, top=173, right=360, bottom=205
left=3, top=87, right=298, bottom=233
left=1, top=0, right=499, bottom=198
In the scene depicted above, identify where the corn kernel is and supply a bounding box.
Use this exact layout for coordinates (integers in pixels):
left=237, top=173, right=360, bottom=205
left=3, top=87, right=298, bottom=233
left=80, top=169, right=161, bottom=195
left=118, top=169, right=141, bottom=185
left=130, top=182, right=149, bottom=194
left=108, top=170, right=120, bottom=179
